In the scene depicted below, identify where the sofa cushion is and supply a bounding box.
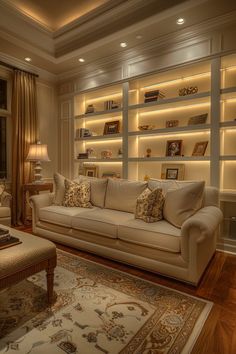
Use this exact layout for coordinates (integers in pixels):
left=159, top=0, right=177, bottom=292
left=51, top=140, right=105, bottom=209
left=118, top=219, right=181, bottom=253
left=76, top=175, right=107, bottom=208
left=63, top=179, right=92, bottom=208
left=53, top=172, right=65, bottom=205
left=72, top=208, right=133, bottom=239
left=135, top=188, right=164, bottom=223
left=105, top=178, right=147, bottom=213
left=39, top=205, right=97, bottom=228
left=0, top=206, right=11, bottom=218
left=163, top=181, right=205, bottom=228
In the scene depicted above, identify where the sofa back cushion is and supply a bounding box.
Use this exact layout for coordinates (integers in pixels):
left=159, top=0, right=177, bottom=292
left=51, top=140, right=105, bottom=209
left=54, top=172, right=65, bottom=205
left=105, top=178, right=147, bottom=213
left=163, top=181, right=205, bottom=228
left=76, top=176, right=108, bottom=208
left=148, top=179, right=218, bottom=207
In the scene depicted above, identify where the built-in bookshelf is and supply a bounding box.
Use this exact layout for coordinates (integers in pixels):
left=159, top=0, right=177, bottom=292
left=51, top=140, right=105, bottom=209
left=69, top=55, right=236, bottom=252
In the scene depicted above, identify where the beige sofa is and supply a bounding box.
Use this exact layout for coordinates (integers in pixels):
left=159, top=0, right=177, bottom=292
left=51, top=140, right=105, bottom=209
left=30, top=176, right=223, bottom=285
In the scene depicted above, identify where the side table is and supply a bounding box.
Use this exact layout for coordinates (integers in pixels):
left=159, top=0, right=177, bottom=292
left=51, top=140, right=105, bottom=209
left=22, top=183, right=53, bottom=225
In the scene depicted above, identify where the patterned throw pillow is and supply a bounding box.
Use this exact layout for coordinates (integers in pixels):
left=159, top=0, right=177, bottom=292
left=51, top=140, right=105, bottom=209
left=0, top=183, right=5, bottom=197
left=135, top=188, right=164, bottom=223
left=63, top=179, right=92, bottom=208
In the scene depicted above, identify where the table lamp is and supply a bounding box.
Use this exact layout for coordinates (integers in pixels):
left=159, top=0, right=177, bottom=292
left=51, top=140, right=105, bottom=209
left=26, top=141, right=50, bottom=183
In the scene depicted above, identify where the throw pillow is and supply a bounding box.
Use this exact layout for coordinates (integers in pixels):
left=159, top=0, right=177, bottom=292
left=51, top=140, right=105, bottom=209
left=0, top=183, right=5, bottom=197
left=135, top=188, right=164, bottom=223
left=163, top=181, right=205, bottom=228
left=63, top=179, right=92, bottom=208
left=76, top=175, right=108, bottom=208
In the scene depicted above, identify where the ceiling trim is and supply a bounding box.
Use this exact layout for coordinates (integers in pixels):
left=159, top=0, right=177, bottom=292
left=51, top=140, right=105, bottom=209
left=57, top=9, right=236, bottom=81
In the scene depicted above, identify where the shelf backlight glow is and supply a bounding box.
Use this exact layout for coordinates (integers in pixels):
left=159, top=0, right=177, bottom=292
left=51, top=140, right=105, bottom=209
left=140, top=72, right=210, bottom=90
left=83, top=139, right=122, bottom=144
left=139, top=102, right=210, bottom=116
left=86, top=93, right=122, bottom=104
left=138, top=131, right=209, bottom=140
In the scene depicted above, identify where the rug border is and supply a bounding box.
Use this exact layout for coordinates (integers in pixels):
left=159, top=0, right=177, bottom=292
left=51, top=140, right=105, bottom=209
left=57, top=249, right=214, bottom=352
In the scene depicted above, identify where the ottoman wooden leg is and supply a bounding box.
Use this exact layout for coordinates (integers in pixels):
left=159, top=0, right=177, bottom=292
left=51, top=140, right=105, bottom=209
left=46, top=265, right=55, bottom=304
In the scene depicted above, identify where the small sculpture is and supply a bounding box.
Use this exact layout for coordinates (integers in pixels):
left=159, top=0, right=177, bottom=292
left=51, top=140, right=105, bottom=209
left=146, top=148, right=152, bottom=158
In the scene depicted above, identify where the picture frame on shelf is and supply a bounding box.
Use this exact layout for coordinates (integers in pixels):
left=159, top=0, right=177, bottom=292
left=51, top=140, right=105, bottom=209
left=166, top=120, right=179, bottom=128
left=161, top=163, right=185, bottom=180
left=83, top=165, right=99, bottom=177
left=103, top=120, right=120, bottom=135
left=188, top=113, right=208, bottom=125
left=192, top=141, right=208, bottom=156
left=166, top=140, right=183, bottom=157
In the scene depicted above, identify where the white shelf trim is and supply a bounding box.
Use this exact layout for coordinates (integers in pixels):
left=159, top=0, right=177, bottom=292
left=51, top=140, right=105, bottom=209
left=75, top=133, right=122, bottom=141
left=75, top=108, right=123, bottom=119
left=129, top=124, right=211, bottom=137
left=220, top=155, right=236, bottom=161
left=128, top=91, right=210, bottom=111
left=74, top=158, right=123, bottom=162
left=128, top=156, right=210, bottom=162
left=220, top=121, right=236, bottom=128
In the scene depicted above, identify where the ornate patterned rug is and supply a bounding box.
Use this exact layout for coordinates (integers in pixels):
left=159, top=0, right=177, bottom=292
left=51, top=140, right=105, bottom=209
left=0, top=250, right=212, bottom=354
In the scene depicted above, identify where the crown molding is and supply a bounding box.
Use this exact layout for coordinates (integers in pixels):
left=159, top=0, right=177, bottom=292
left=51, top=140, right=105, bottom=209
left=57, top=10, right=236, bottom=81
left=0, top=52, right=57, bottom=83
left=0, top=0, right=52, bottom=34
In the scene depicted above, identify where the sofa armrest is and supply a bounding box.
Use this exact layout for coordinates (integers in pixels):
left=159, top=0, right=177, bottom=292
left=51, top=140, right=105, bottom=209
left=30, top=193, right=54, bottom=225
left=1, top=191, right=12, bottom=208
left=181, top=206, right=223, bottom=261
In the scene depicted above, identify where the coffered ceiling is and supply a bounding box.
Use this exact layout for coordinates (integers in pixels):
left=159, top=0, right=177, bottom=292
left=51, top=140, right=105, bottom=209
left=0, top=0, right=236, bottom=79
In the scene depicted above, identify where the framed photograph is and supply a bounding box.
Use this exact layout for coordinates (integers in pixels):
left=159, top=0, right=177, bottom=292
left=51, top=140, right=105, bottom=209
left=83, top=165, right=99, bottom=177
left=161, top=163, right=185, bottom=180
left=103, top=120, right=120, bottom=135
left=188, top=113, right=208, bottom=125
left=166, top=140, right=183, bottom=157
left=166, top=120, right=179, bottom=128
left=192, top=141, right=208, bottom=156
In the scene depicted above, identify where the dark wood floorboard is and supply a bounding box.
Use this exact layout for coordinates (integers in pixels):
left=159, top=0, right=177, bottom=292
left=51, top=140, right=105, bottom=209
left=15, top=226, right=236, bottom=353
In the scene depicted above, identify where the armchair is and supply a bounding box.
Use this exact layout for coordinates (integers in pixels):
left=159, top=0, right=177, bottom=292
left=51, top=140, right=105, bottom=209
left=0, top=190, right=12, bottom=226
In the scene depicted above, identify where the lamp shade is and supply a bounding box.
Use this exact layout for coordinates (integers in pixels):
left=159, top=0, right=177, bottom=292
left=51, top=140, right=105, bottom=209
left=26, top=143, right=50, bottom=162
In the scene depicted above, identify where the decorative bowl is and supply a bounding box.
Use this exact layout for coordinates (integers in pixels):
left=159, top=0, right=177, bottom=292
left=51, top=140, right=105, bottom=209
left=138, top=125, right=155, bottom=131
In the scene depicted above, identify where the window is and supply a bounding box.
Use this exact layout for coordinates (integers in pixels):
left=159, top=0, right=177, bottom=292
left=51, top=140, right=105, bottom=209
left=0, top=79, right=7, bottom=110
left=0, top=117, right=7, bottom=178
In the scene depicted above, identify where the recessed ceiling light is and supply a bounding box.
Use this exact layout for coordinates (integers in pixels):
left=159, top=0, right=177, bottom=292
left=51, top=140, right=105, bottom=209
left=24, top=57, right=32, bottom=62
left=176, top=18, right=185, bottom=25
left=78, top=58, right=85, bottom=62
left=120, top=42, right=127, bottom=48
left=136, top=35, right=142, bottom=39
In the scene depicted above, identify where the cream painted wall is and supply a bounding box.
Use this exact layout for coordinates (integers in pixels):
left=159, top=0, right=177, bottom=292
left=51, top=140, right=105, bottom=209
left=36, top=80, right=58, bottom=181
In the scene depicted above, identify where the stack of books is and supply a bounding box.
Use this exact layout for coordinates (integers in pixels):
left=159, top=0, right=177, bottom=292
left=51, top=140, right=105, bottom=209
left=0, top=228, right=21, bottom=250
left=104, top=100, right=120, bottom=110
left=144, top=90, right=165, bottom=103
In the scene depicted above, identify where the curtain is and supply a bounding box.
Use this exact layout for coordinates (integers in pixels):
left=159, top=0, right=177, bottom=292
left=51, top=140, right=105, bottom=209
left=11, top=70, right=38, bottom=225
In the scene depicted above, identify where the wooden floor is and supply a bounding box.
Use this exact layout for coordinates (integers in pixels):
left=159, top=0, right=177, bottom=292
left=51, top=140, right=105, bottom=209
left=17, top=226, right=236, bottom=353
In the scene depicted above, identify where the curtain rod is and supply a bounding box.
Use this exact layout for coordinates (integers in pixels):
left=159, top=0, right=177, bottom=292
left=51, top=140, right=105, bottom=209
left=0, top=60, right=39, bottom=77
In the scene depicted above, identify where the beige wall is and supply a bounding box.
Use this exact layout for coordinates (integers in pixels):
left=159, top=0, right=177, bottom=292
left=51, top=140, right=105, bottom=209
left=37, top=80, right=58, bottom=182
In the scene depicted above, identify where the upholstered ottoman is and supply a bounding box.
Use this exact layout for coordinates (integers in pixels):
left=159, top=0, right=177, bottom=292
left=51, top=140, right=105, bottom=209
left=0, top=227, right=57, bottom=303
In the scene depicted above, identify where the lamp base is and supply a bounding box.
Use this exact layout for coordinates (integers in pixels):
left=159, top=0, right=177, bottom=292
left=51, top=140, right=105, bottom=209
left=33, top=161, right=43, bottom=184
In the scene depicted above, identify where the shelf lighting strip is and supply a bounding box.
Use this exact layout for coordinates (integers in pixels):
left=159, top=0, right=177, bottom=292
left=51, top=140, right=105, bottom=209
left=82, top=139, right=122, bottom=144
left=140, top=72, right=210, bottom=90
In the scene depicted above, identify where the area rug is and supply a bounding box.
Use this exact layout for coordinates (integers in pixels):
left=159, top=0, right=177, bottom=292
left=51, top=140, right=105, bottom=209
left=0, top=250, right=212, bottom=354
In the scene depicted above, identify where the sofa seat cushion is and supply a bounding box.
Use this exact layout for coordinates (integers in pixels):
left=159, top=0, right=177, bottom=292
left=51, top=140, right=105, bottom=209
left=0, top=207, right=10, bottom=218
left=72, top=208, right=133, bottom=239
left=118, top=219, right=181, bottom=253
left=39, top=206, right=97, bottom=228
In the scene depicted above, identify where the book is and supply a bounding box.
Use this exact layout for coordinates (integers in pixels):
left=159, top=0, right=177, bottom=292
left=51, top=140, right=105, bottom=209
left=0, top=236, right=22, bottom=250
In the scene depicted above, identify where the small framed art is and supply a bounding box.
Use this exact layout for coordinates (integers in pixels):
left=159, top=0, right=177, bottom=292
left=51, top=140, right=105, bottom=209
left=161, top=163, right=185, bottom=180
left=103, top=120, right=120, bottom=135
left=192, top=141, right=208, bottom=156
left=83, top=165, right=99, bottom=177
left=166, top=140, right=183, bottom=157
